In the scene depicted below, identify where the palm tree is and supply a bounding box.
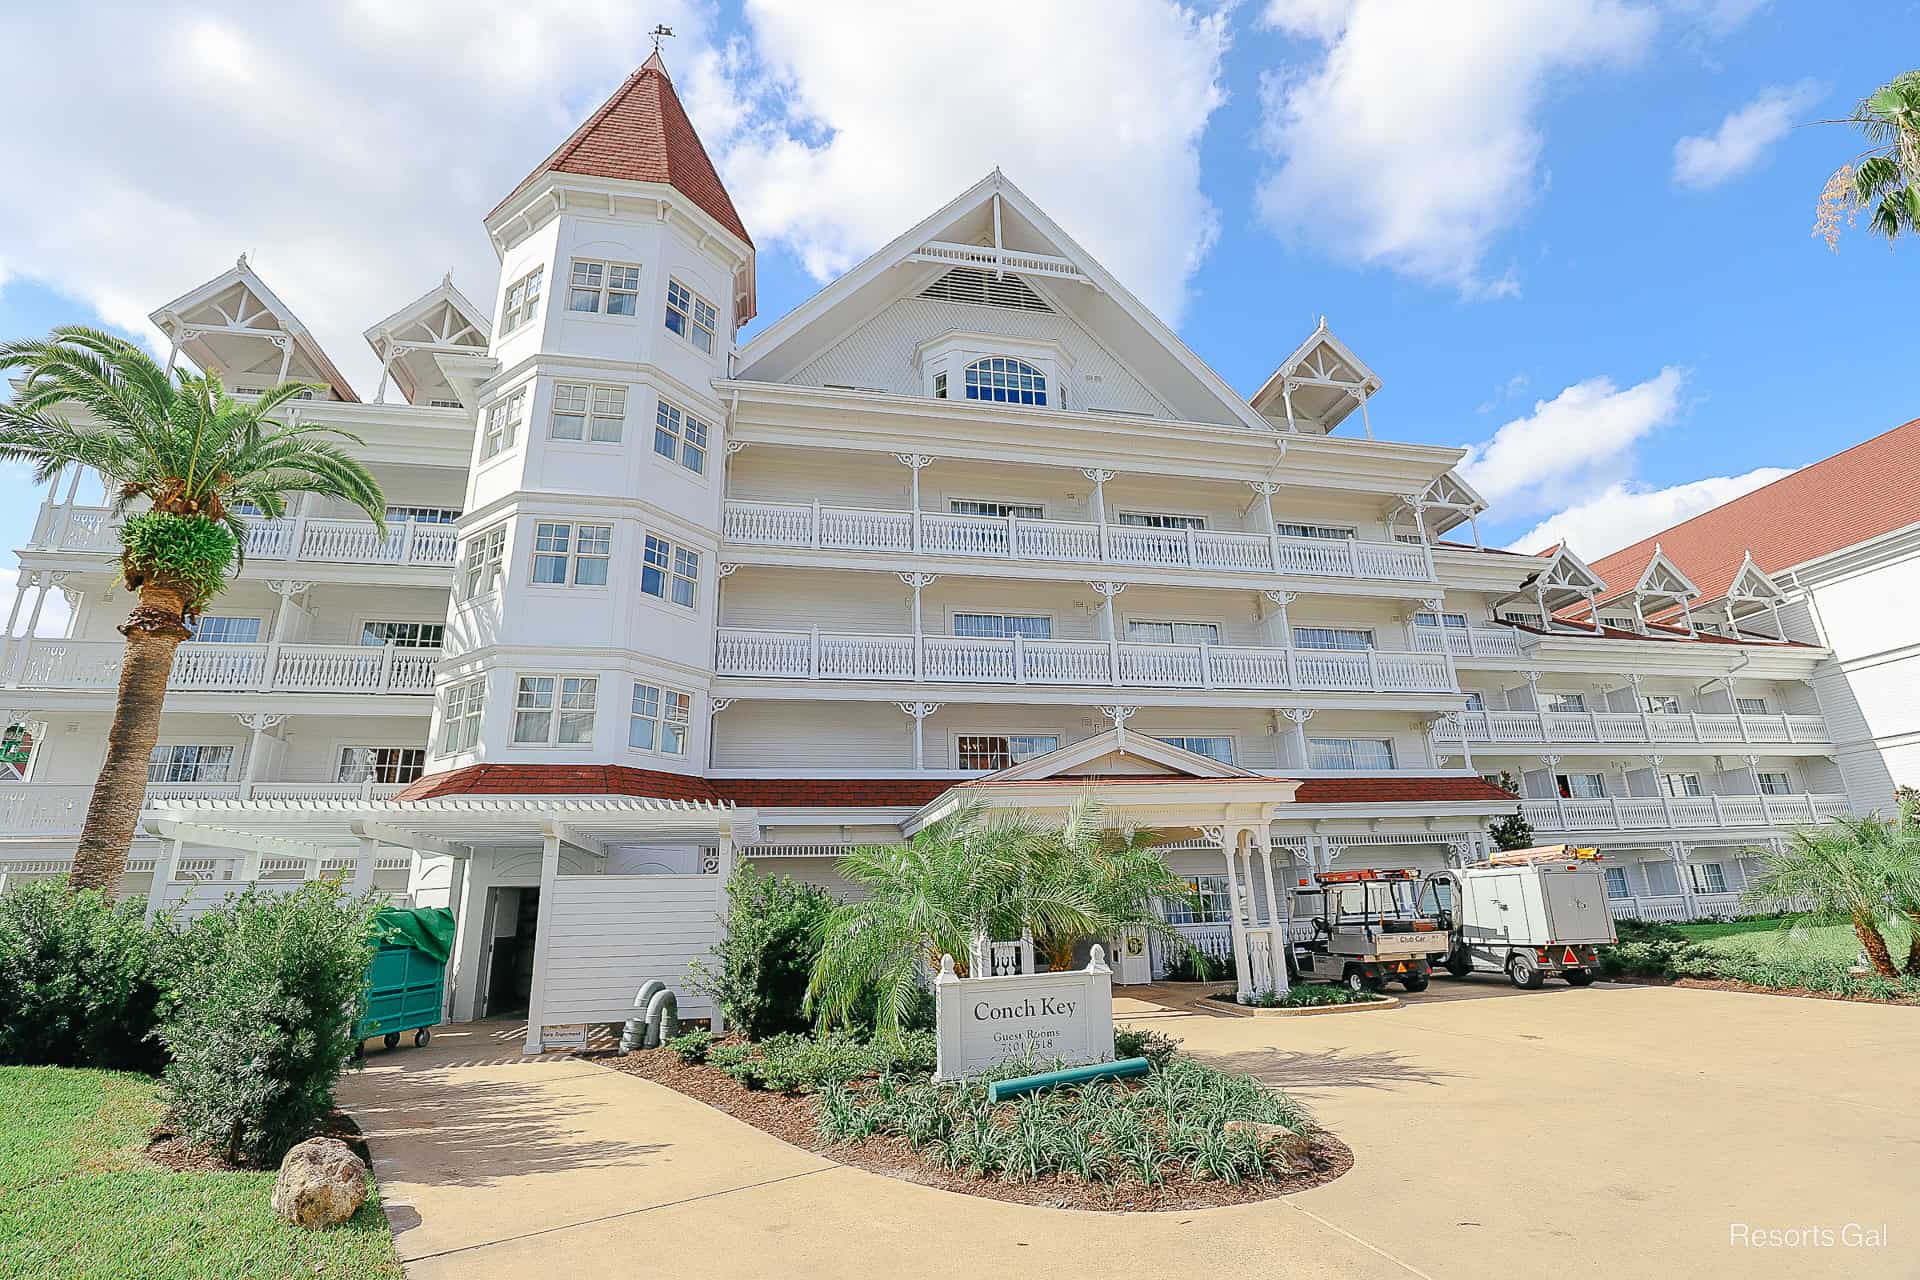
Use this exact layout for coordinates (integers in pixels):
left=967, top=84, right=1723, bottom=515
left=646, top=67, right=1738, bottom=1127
left=1741, top=817, right=1903, bottom=977
left=0, top=327, right=385, bottom=892
left=807, top=795, right=1192, bottom=1037
left=1878, top=815, right=1920, bottom=975
left=1815, top=71, right=1920, bottom=247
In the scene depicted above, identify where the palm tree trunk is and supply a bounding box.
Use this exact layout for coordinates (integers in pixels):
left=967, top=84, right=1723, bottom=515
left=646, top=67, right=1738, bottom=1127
left=69, top=585, right=190, bottom=892
left=1905, top=911, right=1920, bottom=977
left=1851, top=912, right=1900, bottom=979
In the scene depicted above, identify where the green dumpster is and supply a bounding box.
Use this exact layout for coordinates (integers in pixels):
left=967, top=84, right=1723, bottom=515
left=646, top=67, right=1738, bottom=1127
left=355, top=907, right=455, bottom=1052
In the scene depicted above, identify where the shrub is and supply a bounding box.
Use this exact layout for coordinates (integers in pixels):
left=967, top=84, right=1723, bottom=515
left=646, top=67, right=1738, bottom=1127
left=1112, top=1026, right=1181, bottom=1068
left=1163, top=948, right=1232, bottom=983
left=1613, top=918, right=1688, bottom=943
left=712, top=1029, right=938, bottom=1093
left=666, top=1028, right=714, bottom=1064
left=1216, top=982, right=1383, bottom=1009
left=158, top=883, right=379, bottom=1166
left=0, top=880, right=173, bottom=1072
left=691, top=868, right=836, bottom=1040
left=118, top=510, right=236, bottom=610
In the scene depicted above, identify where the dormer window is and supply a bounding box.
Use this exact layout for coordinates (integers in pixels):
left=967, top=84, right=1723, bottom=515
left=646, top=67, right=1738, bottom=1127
left=964, top=356, right=1047, bottom=406
left=665, top=278, right=717, bottom=353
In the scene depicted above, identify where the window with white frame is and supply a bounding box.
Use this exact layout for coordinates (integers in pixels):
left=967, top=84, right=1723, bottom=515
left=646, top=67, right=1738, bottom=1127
left=500, top=265, right=543, bottom=334
left=190, top=616, right=262, bottom=644
left=628, top=682, right=691, bottom=756
left=567, top=259, right=641, bottom=315
left=953, top=613, right=1052, bottom=639
left=1661, top=772, right=1705, bottom=798
left=1464, top=691, right=1487, bottom=710
left=1757, top=771, right=1794, bottom=796
left=1601, top=615, right=1639, bottom=630
left=359, top=621, right=445, bottom=648
left=550, top=383, right=626, bottom=442
left=530, top=522, right=611, bottom=587
left=1126, top=620, right=1221, bottom=645
left=653, top=399, right=709, bottom=473
left=385, top=504, right=461, bottom=524
left=1688, top=861, right=1728, bottom=894
left=1413, top=611, right=1469, bottom=629
left=963, top=356, right=1047, bottom=406
left=1640, top=694, right=1682, bottom=716
left=1163, top=875, right=1233, bottom=925
left=147, top=744, right=235, bottom=784
left=1156, top=735, right=1235, bottom=764
left=1499, top=610, right=1544, bottom=626
left=1556, top=772, right=1607, bottom=799
left=480, top=387, right=526, bottom=459
left=932, top=372, right=948, bottom=399
left=956, top=734, right=1058, bottom=770
left=1116, top=511, right=1206, bottom=530
left=641, top=535, right=699, bottom=608
left=1542, top=691, right=1587, bottom=713
left=1643, top=860, right=1682, bottom=897
left=664, top=278, right=717, bottom=352
left=0, top=720, right=39, bottom=783
left=1276, top=522, right=1357, bottom=540
left=461, top=524, right=507, bottom=599
left=1603, top=866, right=1631, bottom=899
left=336, top=747, right=426, bottom=785
left=1735, top=697, right=1770, bottom=716
left=440, top=678, right=485, bottom=752
left=1308, top=738, right=1395, bottom=770
left=512, top=675, right=597, bottom=746
left=949, top=498, right=1043, bottom=520
left=1293, top=626, right=1373, bottom=651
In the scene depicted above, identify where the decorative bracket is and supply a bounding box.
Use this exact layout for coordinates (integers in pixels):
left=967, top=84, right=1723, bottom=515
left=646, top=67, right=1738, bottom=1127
left=709, top=698, right=736, bottom=715
left=1080, top=468, right=1117, bottom=484
left=1261, top=589, right=1298, bottom=607
left=896, top=572, right=938, bottom=588
left=1281, top=707, right=1315, bottom=726
left=893, top=453, right=935, bottom=471
left=893, top=701, right=942, bottom=720
left=1089, top=581, right=1127, bottom=600
left=717, top=562, right=741, bottom=578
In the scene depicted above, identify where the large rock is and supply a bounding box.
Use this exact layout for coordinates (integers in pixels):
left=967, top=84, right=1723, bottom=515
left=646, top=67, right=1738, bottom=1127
left=1223, top=1119, right=1313, bottom=1163
left=271, top=1137, right=368, bottom=1229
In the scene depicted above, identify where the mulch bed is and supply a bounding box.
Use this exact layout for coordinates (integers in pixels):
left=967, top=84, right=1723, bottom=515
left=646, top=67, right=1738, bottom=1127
left=1612, top=973, right=1920, bottom=1005
left=605, top=1050, right=1352, bottom=1212
left=146, top=1108, right=372, bottom=1173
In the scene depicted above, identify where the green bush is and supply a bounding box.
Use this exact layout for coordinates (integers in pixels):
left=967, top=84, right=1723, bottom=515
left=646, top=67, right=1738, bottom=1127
left=1613, top=918, right=1689, bottom=943
left=1163, top=948, right=1232, bottom=983
left=666, top=1028, right=714, bottom=1063
left=1112, top=1026, right=1181, bottom=1068
left=711, top=1029, right=939, bottom=1093
left=1215, top=982, right=1384, bottom=1009
left=0, top=880, right=174, bottom=1072
left=691, top=868, right=836, bottom=1040
left=158, top=884, right=380, bottom=1166
left=118, top=510, right=236, bottom=609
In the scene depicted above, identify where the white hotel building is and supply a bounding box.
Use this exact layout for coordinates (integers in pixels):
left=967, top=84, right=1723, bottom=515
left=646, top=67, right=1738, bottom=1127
left=0, top=56, right=1899, bottom=1036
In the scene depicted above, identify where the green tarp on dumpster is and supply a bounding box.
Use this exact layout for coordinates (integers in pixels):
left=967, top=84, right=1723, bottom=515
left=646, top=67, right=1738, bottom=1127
left=371, top=906, right=455, bottom=963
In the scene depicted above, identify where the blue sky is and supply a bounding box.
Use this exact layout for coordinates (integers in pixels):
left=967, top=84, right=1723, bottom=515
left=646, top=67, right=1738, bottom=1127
left=4, top=1, right=1917, bottom=626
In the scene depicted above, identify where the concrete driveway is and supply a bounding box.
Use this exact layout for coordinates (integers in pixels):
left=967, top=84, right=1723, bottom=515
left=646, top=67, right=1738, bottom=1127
left=340, top=984, right=1920, bottom=1279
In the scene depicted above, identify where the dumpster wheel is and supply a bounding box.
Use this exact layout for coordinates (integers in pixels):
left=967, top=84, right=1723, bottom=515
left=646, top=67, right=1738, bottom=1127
left=384, top=1032, right=402, bottom=1050
left=415, top=1027, right=433, bottom=1048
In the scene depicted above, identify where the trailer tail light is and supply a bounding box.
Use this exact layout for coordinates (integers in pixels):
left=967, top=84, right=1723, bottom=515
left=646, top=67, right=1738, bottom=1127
left=1535, top=948, right=1550, bottom=962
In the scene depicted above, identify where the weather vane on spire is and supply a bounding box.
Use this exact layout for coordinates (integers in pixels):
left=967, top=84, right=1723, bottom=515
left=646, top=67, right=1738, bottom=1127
left=649, top=24, right=674, bottom=53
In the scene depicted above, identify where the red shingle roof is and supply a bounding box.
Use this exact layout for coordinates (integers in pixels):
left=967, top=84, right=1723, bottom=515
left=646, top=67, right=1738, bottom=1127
left=491, top=53, right=751, bottom=247
left=1585, top=417, right=1920, bottom=615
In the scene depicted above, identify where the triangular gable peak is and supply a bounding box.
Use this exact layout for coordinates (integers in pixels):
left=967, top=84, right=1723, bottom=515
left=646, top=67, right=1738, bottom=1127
left=735, top=171, right=1271, bottom=431
left=983, top=728, right=1256, bottom=784
left=1587, top=545, right=1702, bottom=634
left=1706, top=552, right=1792, bottom=640
left=1502, top=544, right=1608, bottom=631
left=1392, top=469, right=1490, bottom=545
left=150, top=256, right=359, bottom=401
left=363, top=274, right=492, bottom=407
left=1249, top=318, right=1382, bottom=437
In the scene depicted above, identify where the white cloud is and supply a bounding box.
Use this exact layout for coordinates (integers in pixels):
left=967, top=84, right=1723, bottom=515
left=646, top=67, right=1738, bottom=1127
left=720, top=0, right=1232, bottom=323
left=1672, top=81, right=1819, bottom=189
left=1504, top=467, right=1792, bottom=557
left=1254, top=0, right=1658, bottom=296
left=0, top=565, right=72, bottom=640
left=1459, top=367, right=1686, bottom=515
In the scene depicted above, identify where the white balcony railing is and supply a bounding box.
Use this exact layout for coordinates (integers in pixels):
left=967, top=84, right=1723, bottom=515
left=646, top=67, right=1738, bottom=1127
left=1435, top=709, right=1831, bottom=747
left=715, top=627, right=1458, bottom=693
left=723, top=499, right=1437, bottom=583
left=1521, top=793, right=1850, bottom=833
left=0, top=781, right=410, bottom=837
left=10, top=638, right=439, bottom=695
left=1411, top=623, right=1524, bottom=659
left=40, top=507, right=457, bottom=569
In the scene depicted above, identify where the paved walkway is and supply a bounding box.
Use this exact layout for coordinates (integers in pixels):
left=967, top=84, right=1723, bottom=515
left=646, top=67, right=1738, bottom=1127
left=340, top=984, right=1920, bottom=1279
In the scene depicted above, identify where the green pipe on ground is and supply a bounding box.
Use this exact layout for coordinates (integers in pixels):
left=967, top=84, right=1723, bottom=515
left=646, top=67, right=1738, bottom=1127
left=986, top=1056, right=1151, bottom=1102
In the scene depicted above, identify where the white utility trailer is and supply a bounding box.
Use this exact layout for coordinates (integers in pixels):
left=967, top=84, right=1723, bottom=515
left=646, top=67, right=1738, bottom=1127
left=1417, top=847, right=1616, bottom=988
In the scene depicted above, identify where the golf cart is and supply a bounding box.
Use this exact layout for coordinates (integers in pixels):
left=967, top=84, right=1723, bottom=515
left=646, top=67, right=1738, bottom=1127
left=1417, top=846, right=1617, bottom=988
left=1291, top=868, right=1450, bottom=993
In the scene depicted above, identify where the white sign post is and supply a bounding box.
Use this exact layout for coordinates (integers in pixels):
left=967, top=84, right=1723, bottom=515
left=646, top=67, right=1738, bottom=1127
left=933, top=946, right=1116, bottom=1082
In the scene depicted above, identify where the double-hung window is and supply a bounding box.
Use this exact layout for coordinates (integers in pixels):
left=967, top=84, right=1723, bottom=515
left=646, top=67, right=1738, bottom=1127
left=1542, top=692, right=1587, bottom=713
left=190, top=616, right=262, bottom=644
left=1276, top=522, right=1357, bottom=541
left=664, top=278, right=717, bottom=352
left=480, top=387, right=527, bottom=459
left=1757, top=771, right=1794, bottom=796
left=953, top=613, right=1051, bottom=639
left=461, top=525, right=507, bottom=599
left=949, top=498, right=1043, bottom=520
left=147, top=745, right=234, bottom=784
left=530, top=522, right=611, bottom=586
left=1293, top=626, right=1373, bottom=651
left=1689, top=862, right=1729, bottom=894
left=956, top=734, right=1058, bottom=770
left=1307, top=738, right=1395, bottom=770
left=550, top=383, right=626, bottom=442
left=1640, top=694, right=1682, bottom=716
left=628, top=683, right=691, bottom=756
left=440, top=678, right=485, bottom=752
left=1156, top=735, right=1235, bottom=764
left=653, top=400, right=710, bottom=473
left=360, top=621, right=444, bottom=648
left=1163, top=875, right=1233, bottom=925
left=336, top=747, right=426, bottom=785
left=641, top=535, right=699, bottom=608
left=1556, top=772, right=1607, bottom=799
left=1126, top=620, right=1221, bottom=645
left=512, top=675, right=597, bottom=746
left=1735, top=697, right=1770, bottom=716
left=500, top=266, right=543, bottom=334
left=1603, top=866, right=1631, bottom=899
left=567, top=259, right=641, bottom=315
left=1413, top=611, right=1469, bottom=630
left=1116, top=511, right=1206, bottom=530
left=1661, top=772, right=1705, bottom=798
left=385, top=504, right=461, bottom=525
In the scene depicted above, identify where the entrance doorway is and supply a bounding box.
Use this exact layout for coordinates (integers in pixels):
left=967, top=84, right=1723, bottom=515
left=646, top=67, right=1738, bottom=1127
left=481, top=886, right=541, bottom=1018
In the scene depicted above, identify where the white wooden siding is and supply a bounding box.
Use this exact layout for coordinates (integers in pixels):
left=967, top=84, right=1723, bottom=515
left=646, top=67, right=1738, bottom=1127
left=538, top=874, right=723, bottom=1023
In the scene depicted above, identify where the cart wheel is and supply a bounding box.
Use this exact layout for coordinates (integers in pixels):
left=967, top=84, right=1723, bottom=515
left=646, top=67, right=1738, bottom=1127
left=1444, top=950, right=1474, bottom=978
left=1401, top=971, right=1430, bottom=992
left=1563, top=968, right=1595, bottom=987
left=414, top=1027, right=433, bottom=1047
left=1507, top=953, right=1545, bottom=990
left=383, top=1032, right=402, bottom=1050
left=1343, top=969, right=1370, bottom=994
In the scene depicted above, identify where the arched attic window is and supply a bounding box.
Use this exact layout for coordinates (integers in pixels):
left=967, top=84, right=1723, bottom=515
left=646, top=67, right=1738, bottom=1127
left=963, top=356, right=1048, bottom=406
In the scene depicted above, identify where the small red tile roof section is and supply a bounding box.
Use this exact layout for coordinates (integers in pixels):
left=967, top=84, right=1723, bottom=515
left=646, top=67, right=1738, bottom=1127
left=1505, top=618, right=1814, bottom=649
left=1583, top=416, right=1920, bottom=618
left=392, top=766, right=1513, bottom=808
left=490, top=52, right=751, bottom=246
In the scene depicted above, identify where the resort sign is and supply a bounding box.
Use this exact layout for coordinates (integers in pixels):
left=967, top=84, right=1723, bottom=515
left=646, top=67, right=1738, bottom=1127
left=933, top=947, right=1116, bottom=1081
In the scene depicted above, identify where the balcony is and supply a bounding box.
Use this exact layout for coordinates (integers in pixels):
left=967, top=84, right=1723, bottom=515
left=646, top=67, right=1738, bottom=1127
left=1520, top=793, right=1849, bottom=833
left=715, top=627, right=1457, bottom=693
left=41, top=507, right=457, bottom=569
left=10, top=639, right=439, bottom=695
left=0, top=781, right=412, bottom=837
left=722, top=499, right=1436, bottom=584
left=1411, top=623, right=1524, bottom=659
left=1435, top=709, right=1831, bottom=747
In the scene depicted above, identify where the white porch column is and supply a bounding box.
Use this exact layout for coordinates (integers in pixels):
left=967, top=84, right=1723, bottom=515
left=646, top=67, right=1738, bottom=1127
left=448, top=853, right=491, bottom=1023
left=1209, top=826, right=1254, bottom=1002
left=1261, top=590, right=1295, bottom=650
left=235, top=713, right=285, bottom=797
left=896, top=453, right=934, bottom=553
left=894, top=702, right=941, bottom=771
left=899, top=572, right=936, bottom=680
left=1249, top=482, right=1282, bottom=571
left=1091, top=581, right=1124, bottom=641
left=349, top=835, right=378, bottom=896
left=1541, top=755, right=1566, bottom=829
left=1253, top=828, right=1289, bottom=996
left=1671, top=841, right=1698, bottom=917
left=523, top=827, right=563, bottom=1054
left=0, top=570, right=36, bottom=680
left=1649, top=754, right=1675, bottom=826
left=146, top=836, right=184, bottom=921
left=270, top=333, right=294, bottom=383
left=1282, top=707, right=1314, bottom=770
left=1083, top=469, right=1115, bottom=562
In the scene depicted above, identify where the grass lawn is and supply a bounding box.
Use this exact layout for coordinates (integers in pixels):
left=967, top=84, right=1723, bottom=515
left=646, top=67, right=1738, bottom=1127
left=0, top=1067, right=402, bottom=1280
left=1675, top=917, right=1913, bottom=964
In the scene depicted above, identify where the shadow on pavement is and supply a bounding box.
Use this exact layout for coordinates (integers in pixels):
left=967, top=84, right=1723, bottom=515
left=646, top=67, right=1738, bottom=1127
left=1200, top=1045, right=1457, bottom=1098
